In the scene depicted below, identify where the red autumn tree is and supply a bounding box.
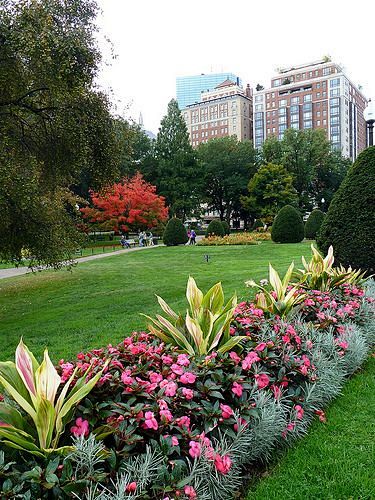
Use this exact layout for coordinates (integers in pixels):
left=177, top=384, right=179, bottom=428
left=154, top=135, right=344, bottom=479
left=81, top=173, right=169, bottom=232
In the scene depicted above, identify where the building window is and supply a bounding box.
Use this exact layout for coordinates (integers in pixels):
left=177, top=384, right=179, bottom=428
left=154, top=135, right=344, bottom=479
left=279, top=116, right=287, bottom=124
left=304, top=94, right=312, bottom=102
left=255, top=95, right=263, bottom=102
left=330, top=78, right=340, bottom=87
left=316, top=92, right=321, bottom=98
left=291, top=96, right=299, bottom=104
left=290, top=105, right=299, bottom=113
left=330, top=88, right=340, bottom=97
left=304, top=120, right=312, bottom=129
left=279, top=107, right=287, bottom=116
left=279, top=99, right=287, bottom=106
left=291, top=122, right=299, bottom=129
left=273, top=79, right=282, bottom=87
left=316, top=120, right=321, bottom=126
left=323, top=67, right=331, bottom=76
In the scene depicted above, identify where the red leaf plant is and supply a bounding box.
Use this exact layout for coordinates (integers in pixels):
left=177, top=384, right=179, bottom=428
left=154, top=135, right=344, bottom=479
left=81, top=173, right=168, bottom=232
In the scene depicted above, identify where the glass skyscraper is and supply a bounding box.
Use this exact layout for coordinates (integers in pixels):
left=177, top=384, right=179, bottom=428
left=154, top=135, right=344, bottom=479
left=176, top=72, right=242, bottom=109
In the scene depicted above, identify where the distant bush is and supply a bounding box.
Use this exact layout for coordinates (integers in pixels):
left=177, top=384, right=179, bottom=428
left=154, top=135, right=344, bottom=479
left=205, top=219, right=225, bottom=237
left=221, top=220, right=230, bottom=235
left=252, top=219, right=264, bottom=231
left=305, top=209, right=325, bottom=239
left=317, top=147, right=375, bottom=272
left=162, top=218, right=188, bottom=246
left=271, top=205, right=304, bottom=243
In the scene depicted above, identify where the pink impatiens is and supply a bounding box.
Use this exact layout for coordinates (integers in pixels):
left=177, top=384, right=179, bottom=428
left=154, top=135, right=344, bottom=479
left=71, top=417, right=89, bottom=437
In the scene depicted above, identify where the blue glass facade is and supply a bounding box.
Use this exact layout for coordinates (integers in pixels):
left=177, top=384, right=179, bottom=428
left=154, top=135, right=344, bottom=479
left=176, top=73, right=242, bottom=109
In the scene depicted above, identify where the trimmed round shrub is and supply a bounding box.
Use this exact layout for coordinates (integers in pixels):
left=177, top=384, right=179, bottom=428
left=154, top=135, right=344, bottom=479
left=221, top=220, right=230, bottom=235
left=271, top=205, right=304, bottom=243
left=162, top=218, right=188, bottom=246
left=317, top=146, right=375, bottom=272
left=205, top=219, right=225, bottom=237
left=305, top=209, right=325, bottom=239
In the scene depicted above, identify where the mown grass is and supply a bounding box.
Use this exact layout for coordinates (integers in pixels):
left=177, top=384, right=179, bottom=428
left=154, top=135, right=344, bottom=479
left=0, top=241, right=311, bottom=361
left=246, top=355, right=375, bottom=500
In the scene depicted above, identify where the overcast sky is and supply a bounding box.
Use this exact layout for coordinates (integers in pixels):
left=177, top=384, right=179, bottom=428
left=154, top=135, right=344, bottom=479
left=96, top=0, right=374, bottom=134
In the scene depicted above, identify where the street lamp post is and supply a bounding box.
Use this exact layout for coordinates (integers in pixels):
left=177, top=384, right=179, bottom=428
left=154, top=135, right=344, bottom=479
left=364, top=99, right=375, bottom=147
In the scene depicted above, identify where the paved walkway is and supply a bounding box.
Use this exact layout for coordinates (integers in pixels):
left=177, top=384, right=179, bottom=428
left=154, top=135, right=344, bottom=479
left=0, top=244, right=161, bottom=280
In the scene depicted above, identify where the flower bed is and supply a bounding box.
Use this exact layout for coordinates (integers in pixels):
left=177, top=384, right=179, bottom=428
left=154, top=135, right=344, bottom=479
left=0, top=249, right=374, bottom=499
left=198, top=232, right=271, bottom=246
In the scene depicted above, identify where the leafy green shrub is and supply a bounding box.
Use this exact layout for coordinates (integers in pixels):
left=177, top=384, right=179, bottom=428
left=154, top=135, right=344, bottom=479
left=305, top=209, right=325, bottom=239
left=205, top=219, right=225, bottom=237
left=162, top=218, right=188, bottom=246
left=271, top=205, right=304, bottom=243
left=221, top=220, right=230, bottom=235
left=317, top=146, right=375, bottom=272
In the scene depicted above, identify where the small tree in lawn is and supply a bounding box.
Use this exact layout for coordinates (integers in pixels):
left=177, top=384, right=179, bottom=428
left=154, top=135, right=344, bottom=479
left=205, top=220, right=225, bottom=238
left=81, top=173, right=168, bottom=233
left=271, top=205, right=305, bottom=243
left=163, top=218, right=188, bottom=246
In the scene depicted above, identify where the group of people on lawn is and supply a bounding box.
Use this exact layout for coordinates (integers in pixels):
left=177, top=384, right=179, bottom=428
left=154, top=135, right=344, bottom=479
left=120, top=231, right=154, bottom=249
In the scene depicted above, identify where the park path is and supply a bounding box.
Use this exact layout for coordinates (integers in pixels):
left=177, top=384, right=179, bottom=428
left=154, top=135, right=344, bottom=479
left=0, top=244, right=162, bottom=280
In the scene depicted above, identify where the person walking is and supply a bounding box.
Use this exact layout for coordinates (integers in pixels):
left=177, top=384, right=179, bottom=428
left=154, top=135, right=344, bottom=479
left=190, top=229, right=196, bottom=245
left=148, top=231, right=154, bottom=246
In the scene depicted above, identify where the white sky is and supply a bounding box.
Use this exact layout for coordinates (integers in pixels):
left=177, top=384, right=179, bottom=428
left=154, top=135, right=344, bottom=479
left=96, top=0, right=375, bottom=134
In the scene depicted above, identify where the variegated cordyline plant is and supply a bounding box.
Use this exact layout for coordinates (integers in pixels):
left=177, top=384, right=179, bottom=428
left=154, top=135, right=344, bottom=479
left=296, top=244, right=367, bottom=291
left=143, top=277, right=247, bottom=355
left=245, top=263, right=306, bottom=317
left=0, top=339, right=106, bottom=457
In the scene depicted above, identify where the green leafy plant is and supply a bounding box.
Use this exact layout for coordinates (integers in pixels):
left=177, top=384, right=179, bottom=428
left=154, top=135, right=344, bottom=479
left=246, top=263, right=305, bottom=316
left=0, top=339, right=106, bottom=457
left=143, top=277, right=246, bottom=355
left=296, top=244, right=367, bottom=291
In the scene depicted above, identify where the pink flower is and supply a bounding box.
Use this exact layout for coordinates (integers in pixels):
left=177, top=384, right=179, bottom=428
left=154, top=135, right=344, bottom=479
left=176, top=415, right=190, bottom=429
left=71, top=417, right=89, bottom=437
left=144, top=411, right=158, bottom=430
left=189, top=441, right=202, bottom=458
left=161, top=354, right=174, bottom=365
left=255, top=373, right=270, bottom=389
left=171, top=363, right=184, bottom=375
left=182, top=387, right=194, bottom=400
left=177, top=353, right=190, bottom=366
left=121, top=371, right=134, bottom=385
left=184, top=485, right=197, bottom=499
left=220, top=404, right=233, bottom=419
left=304, top=298, right=315, bottom=306
left=234, top=417, right=247, bottom=432
left=315, top=409, right=327, bottom=423
left=98, top=373, right=112, bottom=385
left=306, top=340, right=313, bottom=349
left=302, top=355, right=311, bottom=367
left=229, top=351, right=241, bottom=364
left=295, top=404, right=304, bottom=420
left=232, top=382, right=243, bottom=397
left=271, top=384, right=282, bottom=399
left=160, top=409, right=173, bottom=423
left=242, top=351, right=260, bottom=370
left=337, top=340, right=348, bottom=349
left=180, top=372, right=196, bottom=384
left=255, top=342, right=267, bottom=352
left=214, top=454, right=232, bottom=474
left=160, top=380, right=178, bottom=397
left=60, top=362, right=75, bottom=383
left=164, top=434, right=179, bottom=446
left=282, top=335, right=290, bottom=344
left=149, top=371, right=163, bottom=384
left=125, top=482, right=137, bottom=493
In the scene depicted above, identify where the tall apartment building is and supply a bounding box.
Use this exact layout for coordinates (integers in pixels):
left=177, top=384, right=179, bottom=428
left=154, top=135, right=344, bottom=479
left=176, top=72, right=242, bottom=109
left=181, top=79, right=253, bottom=147
left=253, top=59, right=368, bottom=160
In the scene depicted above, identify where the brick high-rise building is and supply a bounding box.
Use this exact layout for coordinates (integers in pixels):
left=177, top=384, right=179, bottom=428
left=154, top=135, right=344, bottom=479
left=253, top=59, right=368, bottom=160
left=181, top=79, right=253, bottom=147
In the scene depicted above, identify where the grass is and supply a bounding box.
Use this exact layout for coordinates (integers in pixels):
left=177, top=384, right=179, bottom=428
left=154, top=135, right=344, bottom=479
left=246, top=356, right=375, bottom=500
left=0, top=241, right=311, bottom=361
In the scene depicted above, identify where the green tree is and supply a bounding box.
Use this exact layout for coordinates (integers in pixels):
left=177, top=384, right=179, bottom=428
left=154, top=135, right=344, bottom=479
left=197, top=137, right=256, bottom=222
left=0, top=0, right=120, bottom=267
left=304, top=209, right=325, bottom=239
left=154, top=99, right=201, bottom=219
left=271, top=205, right=305, bottom=243
left=260, top=129, right=349, bottom=211
left=162, top=218, right=188, bottom=246
left=242, top=163, right=297, bottom=220
left=317, top=146, right=375, bottom=272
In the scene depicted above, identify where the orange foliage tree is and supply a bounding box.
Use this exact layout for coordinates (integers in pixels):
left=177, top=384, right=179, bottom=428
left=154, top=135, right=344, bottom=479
left=81, top=173, right=169, bottom=232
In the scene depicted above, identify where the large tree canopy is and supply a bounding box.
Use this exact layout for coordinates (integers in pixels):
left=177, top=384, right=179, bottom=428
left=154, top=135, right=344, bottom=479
left=260, top=129, right=350, bottom=211
left=0, top=0, right=120, bottom=267
left=154, top=99, right=202, bottom=219
left=197, top=137, right=256, bottom=222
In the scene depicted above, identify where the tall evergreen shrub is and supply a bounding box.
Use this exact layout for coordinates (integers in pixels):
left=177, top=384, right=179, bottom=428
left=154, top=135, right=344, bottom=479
left=305, top=209, right=325, bottom=239
left=271, top=205, right=304, bottom=243
left=317, top=146, right=375, bottom=272
left=221, top=220, right=230, bottom=235
left=162, top=218, right=188, bottom=246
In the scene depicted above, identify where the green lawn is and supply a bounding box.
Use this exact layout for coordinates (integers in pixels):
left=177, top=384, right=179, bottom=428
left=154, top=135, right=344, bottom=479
left=0, top=241, right=311, bottom=361
left=246, top=356, right=375, bottom=500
